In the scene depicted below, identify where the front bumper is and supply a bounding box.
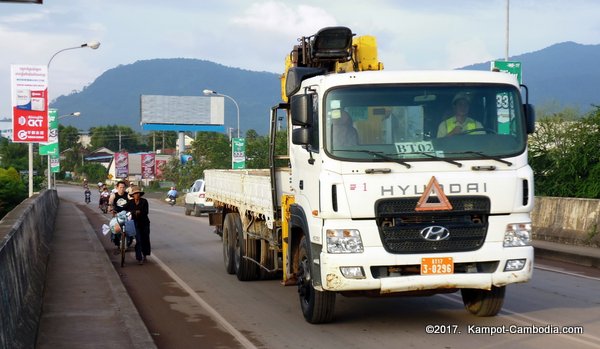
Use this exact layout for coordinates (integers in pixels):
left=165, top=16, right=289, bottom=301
left=318, top=242, right=533, bottom=293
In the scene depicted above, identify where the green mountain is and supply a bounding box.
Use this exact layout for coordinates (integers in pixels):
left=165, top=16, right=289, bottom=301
left=51, top=58, right=281, bottom=135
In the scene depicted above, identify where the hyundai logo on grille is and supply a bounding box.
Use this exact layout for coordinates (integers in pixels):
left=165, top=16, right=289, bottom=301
left=420, top=226, right=450, bottom=241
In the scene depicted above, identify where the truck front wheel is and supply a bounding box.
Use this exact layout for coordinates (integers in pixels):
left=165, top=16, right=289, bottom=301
left=461, top=286, right=505, bottom=317
left=298, top=236, right=336, bottom=324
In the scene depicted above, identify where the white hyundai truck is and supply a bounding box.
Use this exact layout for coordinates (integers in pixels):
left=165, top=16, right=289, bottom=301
left=205, top=27, right=535, bottom=323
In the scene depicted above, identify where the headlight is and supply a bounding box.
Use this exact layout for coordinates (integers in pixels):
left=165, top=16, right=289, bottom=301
left=326, top=229, right=364, bottom=253
left=503, top=223, right=531, bottom=247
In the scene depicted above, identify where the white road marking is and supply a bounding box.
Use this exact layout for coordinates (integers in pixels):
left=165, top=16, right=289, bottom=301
left=534, top=264, right=600, bottom=282
left=150, top=253, right=258, bottom=349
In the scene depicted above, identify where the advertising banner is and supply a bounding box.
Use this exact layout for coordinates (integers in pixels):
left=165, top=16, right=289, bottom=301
left=141, top=153, right=155, bottom=179
left=40, top=109, right=58, bottom=155
left=232, top=137, right=246, bottom=169
left=115, top=152, right=129, bottom=178
left=50, top=153, right=60, bottom=173
left=11, top=65, right=49, bottom=143
left=155, top=159, right=167, bottom=179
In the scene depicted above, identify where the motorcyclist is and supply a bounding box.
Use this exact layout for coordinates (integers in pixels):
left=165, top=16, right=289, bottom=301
left=167, top=186, right=178, bottom=200
left=165, top=186, right=178, bottom=205
left=99, top=186, right=110, bottom=210
left=108, top=181, right=131, bottom=247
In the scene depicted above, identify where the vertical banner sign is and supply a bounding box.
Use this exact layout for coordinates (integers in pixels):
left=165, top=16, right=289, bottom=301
left=141, top=153, right=155, bottom=179
left=11, top=65, right=49, bottom=143
left=491, top=60, right=522, bottom=84
left=155, top=159, right=167, bottom=179
left=232, top=137, right=246, bottom=169
left=115, top=152, right=129, bottom=178
left=50, top=154, right=60, bottom=173
left=40, top=109, right=58, bottom=155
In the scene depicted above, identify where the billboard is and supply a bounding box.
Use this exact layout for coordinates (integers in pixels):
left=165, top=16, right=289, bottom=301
left=140, top=95, right=225, bottom=132
left=11, top=65, right=49, bottom=143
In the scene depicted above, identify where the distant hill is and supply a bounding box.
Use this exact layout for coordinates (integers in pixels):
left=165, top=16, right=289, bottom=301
left=52, top=42, right=600, bottom=134
left=460, top=41, right=600, bottom=111
left=51, top=59, right=281, bottom=135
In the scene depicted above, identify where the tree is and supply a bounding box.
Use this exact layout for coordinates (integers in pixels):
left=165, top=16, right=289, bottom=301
left=89, top=125, right=145, bottom=152
left=0, top=167, right=27, bottom=218
left=529, top=106, right=600, bottom=198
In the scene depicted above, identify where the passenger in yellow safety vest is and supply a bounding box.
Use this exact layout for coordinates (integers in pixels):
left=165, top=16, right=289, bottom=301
left=437, top=93, right=484, bottom=137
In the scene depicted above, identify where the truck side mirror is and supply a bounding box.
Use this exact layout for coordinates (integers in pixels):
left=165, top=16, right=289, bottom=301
left=290, top=94, right=312, bottom=126
left=524, top=104, right=535, bottom=134
left=292, top=127, right=311, bottom=145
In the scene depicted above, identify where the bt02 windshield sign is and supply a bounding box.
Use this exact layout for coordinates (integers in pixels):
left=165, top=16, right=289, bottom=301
left=11, top=65, right=49, bottom=143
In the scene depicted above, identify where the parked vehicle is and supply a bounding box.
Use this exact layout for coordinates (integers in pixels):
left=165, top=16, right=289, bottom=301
left=184, top=179, right=215, bottom=216
left=205, top=27, right=536, bottom=324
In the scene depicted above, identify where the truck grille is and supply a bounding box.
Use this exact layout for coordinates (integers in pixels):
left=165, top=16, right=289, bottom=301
left=375, top=196, right=490, bottom=254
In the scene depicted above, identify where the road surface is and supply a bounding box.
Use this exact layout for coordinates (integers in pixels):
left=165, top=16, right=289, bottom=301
left=59, top=184, right=600, bottom=349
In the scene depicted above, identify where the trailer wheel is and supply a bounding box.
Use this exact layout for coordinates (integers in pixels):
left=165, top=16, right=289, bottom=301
left=461, top=286, right=505, bottom=317
left=298, top=236, right=335, bottom=324
left=234, top=216, right=259, bottom=281
left=222, top=213, right=237, bottom=274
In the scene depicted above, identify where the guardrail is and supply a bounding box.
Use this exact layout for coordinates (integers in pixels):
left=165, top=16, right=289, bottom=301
left=0, top=190, right=59, bottom=349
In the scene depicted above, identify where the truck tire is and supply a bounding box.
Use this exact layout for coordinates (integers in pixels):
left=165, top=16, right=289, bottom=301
left=234, top=215, right=259, bottom=281
left=184, top=206, right=192, bottom=216
left=298, top=236, right=336, bottom=324
left=461, top=286, right=505, bottom=317
left=222, top=213, right=238, bottom=274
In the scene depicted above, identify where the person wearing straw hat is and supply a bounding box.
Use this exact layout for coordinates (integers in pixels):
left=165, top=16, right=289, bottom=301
left=126, top=185, right=151, bottom=265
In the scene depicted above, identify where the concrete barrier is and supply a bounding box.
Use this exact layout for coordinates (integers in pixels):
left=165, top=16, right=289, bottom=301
left=532, top=196, right=600, bottom=247
left=0, top=190, right=59, bottom=349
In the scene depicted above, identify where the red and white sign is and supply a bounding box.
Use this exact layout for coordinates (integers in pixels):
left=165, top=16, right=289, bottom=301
left=11, top=65, right=49, bottom=143
left=141, top=153, right=155, bottom=179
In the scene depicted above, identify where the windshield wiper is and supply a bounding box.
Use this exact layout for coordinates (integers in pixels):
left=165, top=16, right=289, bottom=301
left=337, top=149, right=411, bottom=168
left=449, top=151, right=513, bottom=166
left=404, top=152, right=463, bottom=168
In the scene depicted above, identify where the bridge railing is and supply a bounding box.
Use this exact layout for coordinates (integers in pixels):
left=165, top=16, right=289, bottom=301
left=0, top=190, right=59, bottom=349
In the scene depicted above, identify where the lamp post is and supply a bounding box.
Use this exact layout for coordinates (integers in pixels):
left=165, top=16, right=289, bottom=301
left=31, top=41, right=100, bottom=195
left=202, top=89, right=244, bottom=169
left=202, top=89, right=240, bottom=138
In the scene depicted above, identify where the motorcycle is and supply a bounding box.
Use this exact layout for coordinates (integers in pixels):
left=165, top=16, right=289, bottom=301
left=99, top=193, right=109, bottom=213
left=84, top=189, right=91, bottom=204
left=165, top=195, right=177, bottom=206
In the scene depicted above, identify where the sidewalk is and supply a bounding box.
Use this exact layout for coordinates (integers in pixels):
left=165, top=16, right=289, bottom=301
left=36, top=199, right=156, bottom=349
left=533, top=239, right=600, bottom=268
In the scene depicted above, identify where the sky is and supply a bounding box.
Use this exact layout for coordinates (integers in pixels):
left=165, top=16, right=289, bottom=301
left=1, top=0, right=600, bottom=120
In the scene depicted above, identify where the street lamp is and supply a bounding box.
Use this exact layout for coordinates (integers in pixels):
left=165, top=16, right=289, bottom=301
left=203, top=89, right=240, bottom=138
left=28, top=41, right=101, bottom=196
left=59, top=111, right=81, bottom=119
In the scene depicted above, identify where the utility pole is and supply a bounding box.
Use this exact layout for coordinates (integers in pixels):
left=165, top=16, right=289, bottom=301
left=118, top=130, right=122, bottom=151
left=505, top=0, right=510, bottom=61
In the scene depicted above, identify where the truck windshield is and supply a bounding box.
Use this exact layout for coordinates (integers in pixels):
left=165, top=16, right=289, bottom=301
left=324, top=84, right=527, bottom=163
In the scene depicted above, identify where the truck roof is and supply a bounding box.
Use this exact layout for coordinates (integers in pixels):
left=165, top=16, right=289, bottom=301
left=305, top=69, right=521, bottom=88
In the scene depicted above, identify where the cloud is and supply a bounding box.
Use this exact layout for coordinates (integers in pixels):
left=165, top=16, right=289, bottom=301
left=232, top=1, right=337, bottom=36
